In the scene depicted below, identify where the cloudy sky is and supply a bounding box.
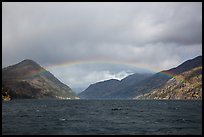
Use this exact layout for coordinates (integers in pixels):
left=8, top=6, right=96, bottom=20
left=2, top=2, right=202, bottom=93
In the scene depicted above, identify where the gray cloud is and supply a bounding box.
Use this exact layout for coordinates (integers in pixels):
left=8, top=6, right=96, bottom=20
left=2, top=2, right=202, bottom=93
left=48, top=64, right=136, bottom=93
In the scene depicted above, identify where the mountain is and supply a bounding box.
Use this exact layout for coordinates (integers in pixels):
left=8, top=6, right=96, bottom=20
left=120, top=73, right=153, bottom=87
left=136, top=66, right=202, bottom=99
left=79, top=79, right=121, bottom=99
left=79, top=73, right=152, bottom=99
left=79, top=56, right=202, bottom=99
left=162, top=55, right=202, bottom=75
left=2, top=59, right=77, bottom=99
left=114, top=55, right=202, bottom=99
left=135, top=56, right=202, bottom=99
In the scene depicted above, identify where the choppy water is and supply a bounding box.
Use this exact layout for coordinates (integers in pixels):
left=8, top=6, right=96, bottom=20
left=2, top=100, right=202, bottom=135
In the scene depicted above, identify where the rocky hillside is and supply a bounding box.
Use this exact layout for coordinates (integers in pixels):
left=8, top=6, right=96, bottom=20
left=2, top=84, right=12, bottom=101
left=136, top=66, right=202, bottom=99
left=2, top=59, right=77, bottom=99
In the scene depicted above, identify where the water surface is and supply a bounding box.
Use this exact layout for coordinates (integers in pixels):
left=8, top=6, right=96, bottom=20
left=2, top=100, right=202, bottom=135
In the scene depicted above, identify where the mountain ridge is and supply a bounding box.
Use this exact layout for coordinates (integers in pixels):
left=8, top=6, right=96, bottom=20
left=136, top=66, right=202, bottom=99
left=2, top=59, right=77, bottom=99
left=79, top=73, right=153, bottom=99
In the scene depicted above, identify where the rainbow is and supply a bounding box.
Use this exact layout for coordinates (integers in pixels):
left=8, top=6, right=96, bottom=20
left=26, top=58, right=183, bottom=83
left=44, top=59, right=157, bottom=72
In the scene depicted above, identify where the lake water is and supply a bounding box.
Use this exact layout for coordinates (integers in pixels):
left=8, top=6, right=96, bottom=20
left=2, top=100, right=202, bottom=135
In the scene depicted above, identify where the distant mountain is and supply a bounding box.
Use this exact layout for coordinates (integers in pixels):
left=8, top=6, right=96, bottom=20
left=79, top=79, right=121, bottom=99
left=79, top=73, right=152, bottom=99
left=120, top=73, right=153, bottom=87
left=2, top=59, right=77, bottom=99
left=79, top=56, right=202, bottom=99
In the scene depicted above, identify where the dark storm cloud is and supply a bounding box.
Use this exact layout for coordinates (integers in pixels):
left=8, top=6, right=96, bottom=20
left=2, top=2, right=202, bottom=92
